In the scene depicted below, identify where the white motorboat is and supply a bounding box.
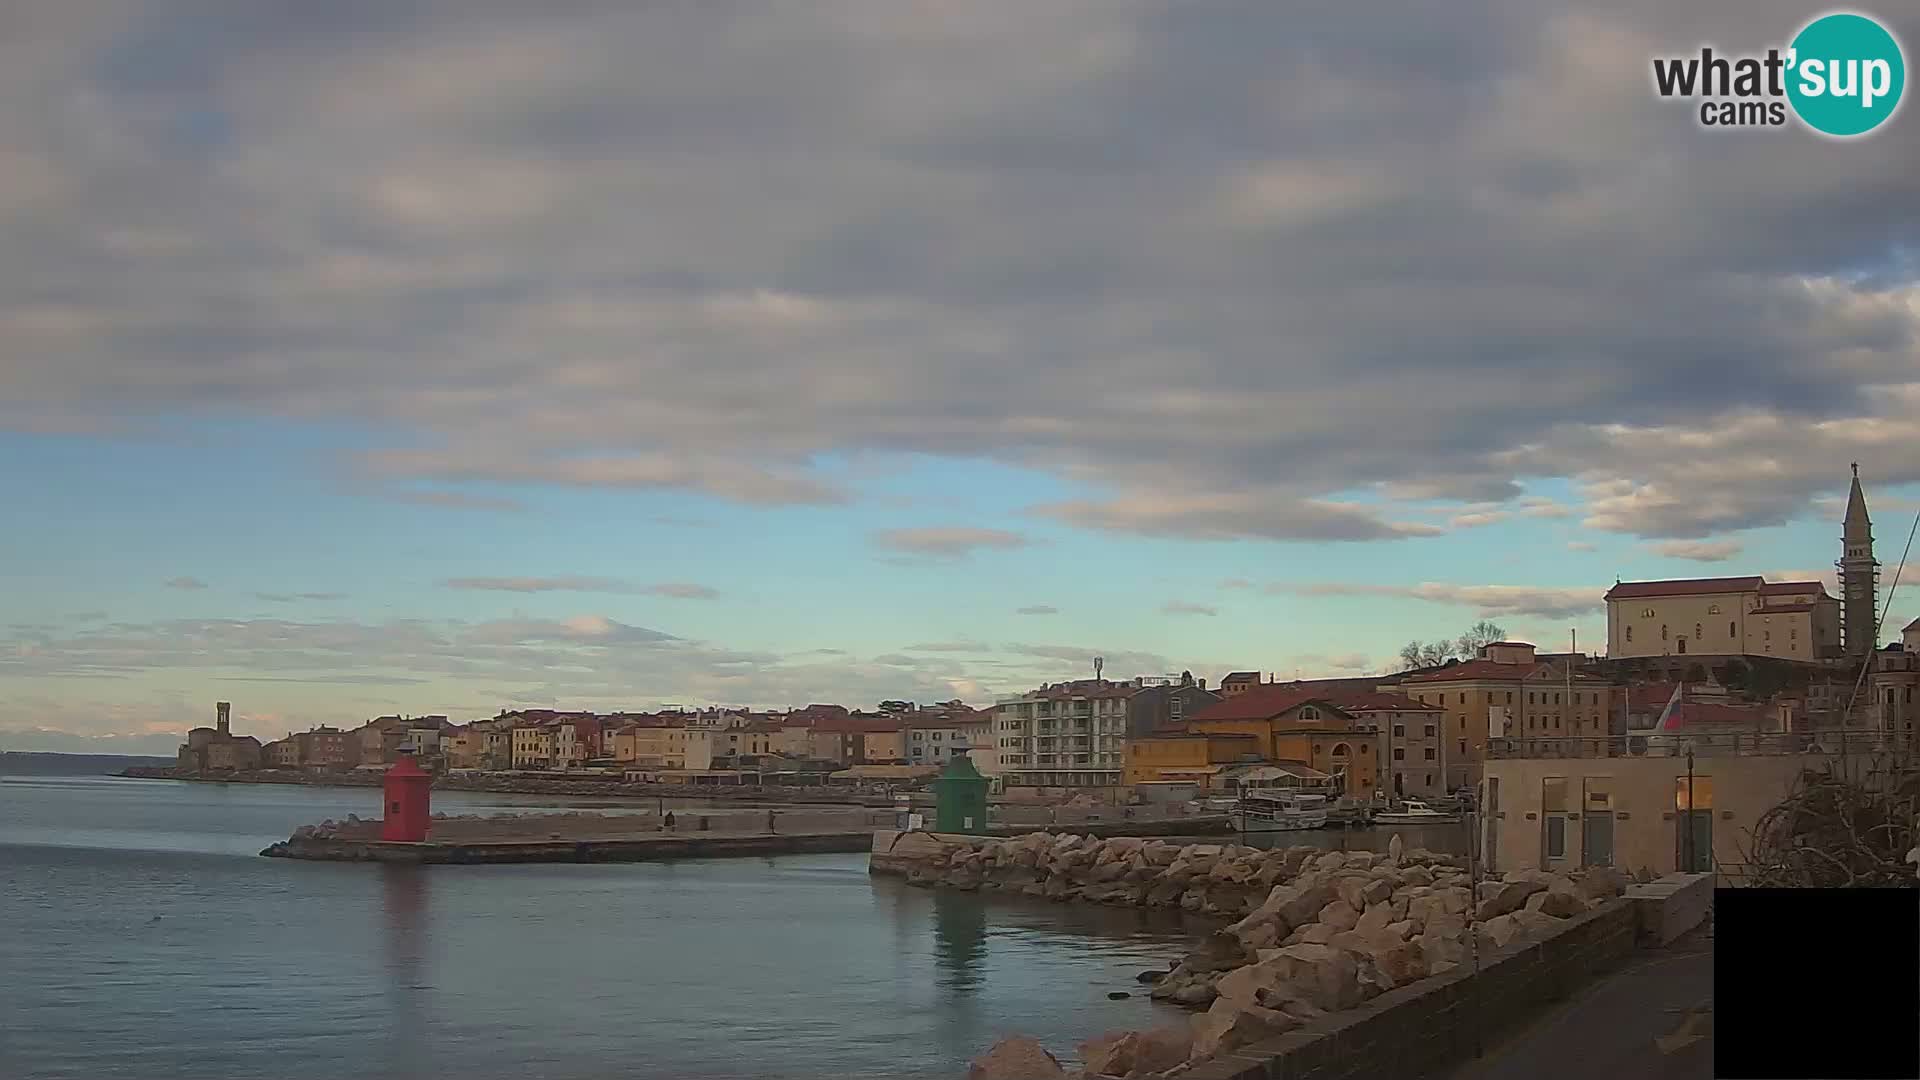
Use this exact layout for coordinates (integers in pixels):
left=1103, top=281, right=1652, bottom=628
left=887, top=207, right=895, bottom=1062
left=1230, top=790, right=1330, bottom=832
left=1372, top=799, right=1462, bottom=826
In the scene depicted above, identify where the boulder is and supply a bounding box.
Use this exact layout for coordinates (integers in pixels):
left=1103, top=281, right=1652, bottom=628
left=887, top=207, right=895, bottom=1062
left=1313, top=851, right=1348, bottom=871
left=1524, top=888, right=1589, bottom=919
left=1235, top=919, right=1281, bottom=951
left=1360, top=877, right=1395, bottom=906
left=1383, top=919, right=1417, bottom=941
left=1317, top=899, right=1362, bottom=933
left=1078, top=1027, right=1188, bottom=1079
left=968, top=1035, right=1067, bottom=1080
left=1479, top=913, right=1524, bottom=950
left=1181, top=932, right=1251, bottom=975
left=1395, top=865, right=1434, bottom=888
left=1353, top=897, right=1408, bottom=936
left=1474, top=879, right=1547, bottom=921
left=1268, top=880, right=1337, bottom=929
left=1335, top=875, right=1370, bottom=912
left=1294, top=922, right=1338, bottom=945
left=1575, top=866, right=1630, bottom=901
left=1511, top=909, right=1566, bottom=939
left=1190, top=997, right=1300, bottom=1060
left=1259, top=942, right=1364, bottom=1012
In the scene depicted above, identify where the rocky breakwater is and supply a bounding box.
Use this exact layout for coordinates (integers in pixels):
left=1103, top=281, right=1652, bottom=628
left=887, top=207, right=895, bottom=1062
left=930, top=832, right=1632, bottom=1079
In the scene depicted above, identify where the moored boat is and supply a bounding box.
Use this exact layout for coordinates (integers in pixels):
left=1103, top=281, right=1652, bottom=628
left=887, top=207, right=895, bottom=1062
left=1229, top=790, right=1330, bottom=832
left=1372, top=798, right=1461, bottom=825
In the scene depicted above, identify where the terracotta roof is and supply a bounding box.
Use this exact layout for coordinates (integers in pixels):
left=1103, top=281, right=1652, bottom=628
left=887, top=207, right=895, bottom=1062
left=1760, top=580, right=1827, bottom=596
left=1186, top=686, right=1349, bottom=722
left=1320, top=690, right=1445, bottom=713
left=1403, top=659, right=1537, bottom=683
left=1605, top=576, right=1763, bottom=600
left=809, top=714, right=906, bottom=734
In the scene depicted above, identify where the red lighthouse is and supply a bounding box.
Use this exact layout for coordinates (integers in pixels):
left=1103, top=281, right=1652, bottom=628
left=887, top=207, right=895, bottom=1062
left=380, top=752, right=432, bottom=843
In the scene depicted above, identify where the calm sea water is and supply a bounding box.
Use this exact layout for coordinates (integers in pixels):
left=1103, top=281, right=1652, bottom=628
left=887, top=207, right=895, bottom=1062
left=0, top=776, right=1206, bottom=1080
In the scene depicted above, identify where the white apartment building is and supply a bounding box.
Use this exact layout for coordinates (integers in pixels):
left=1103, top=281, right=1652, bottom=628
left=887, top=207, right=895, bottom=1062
left=993, top=679, right=1137, bottom=790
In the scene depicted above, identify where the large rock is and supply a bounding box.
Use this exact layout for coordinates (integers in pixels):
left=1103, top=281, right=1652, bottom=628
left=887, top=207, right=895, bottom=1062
left=1474, top=879, right=1548, bottom=921
left=1353, top=898, right=1407, bottom=937
left=1395, top=865, right=1434, bottom=888
left=968, top=1035, right=1067, bottom=1080
left=1078, top=1027, right=1188, bottom=1079
left=1479, top=913, right=1524, bottom=950
left=1317, top=899, right=1362, bottom=933
left=1190, top=997, right=1300, bottom=1060
left=1258, top=942, right=1364, bottom=1012
left=1575, top=866, right=1630, bottom=901
left=1524, top=887, right=1590, bottom=919
left=1179, top=932, right=1249, bottom=975
left=1511, top=909, right=1567, bottom=939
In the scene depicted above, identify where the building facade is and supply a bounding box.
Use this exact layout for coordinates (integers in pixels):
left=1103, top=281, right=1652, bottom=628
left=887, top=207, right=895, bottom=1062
left=993, top=679, right=1135, bottom=790
left=176, top=702, right=263, bottom=772
left=1182, top=689, right=1385, bottom=796
left=1400, top=643, right=1615, bottom=793
left=1605, top=576, right=1840, bottom=660
left=1124, top=675, right=1220, bottom=738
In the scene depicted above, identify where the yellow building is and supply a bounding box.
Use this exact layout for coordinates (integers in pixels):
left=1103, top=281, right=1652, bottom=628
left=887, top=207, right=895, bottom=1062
left=1124, top=732, right=1262, bottom=788
left=1183, top=689, right=1386, bottom=796
left=1604, top=576, right=1840, bottom=661
left=1401, top=642, right=1614, bottom=793
left=511, top=726, right=556, bottom=769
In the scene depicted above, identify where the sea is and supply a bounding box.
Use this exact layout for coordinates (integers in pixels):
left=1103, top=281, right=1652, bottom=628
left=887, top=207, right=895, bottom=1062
left=0, top=775, right=1216, bottom=1080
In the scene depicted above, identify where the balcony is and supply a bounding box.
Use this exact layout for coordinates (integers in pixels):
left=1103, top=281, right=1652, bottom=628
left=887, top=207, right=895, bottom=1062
left=1486, top=728, right=1906, bottom=761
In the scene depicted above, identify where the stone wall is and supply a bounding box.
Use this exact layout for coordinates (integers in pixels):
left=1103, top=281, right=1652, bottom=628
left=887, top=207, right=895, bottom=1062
left=922, top=831, right=1638, bottom=1080
left=1176, top=899, right=1639, bottom=1080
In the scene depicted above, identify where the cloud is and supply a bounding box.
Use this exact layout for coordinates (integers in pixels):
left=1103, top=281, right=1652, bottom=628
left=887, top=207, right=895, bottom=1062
left=442, top=576, right=635, bottom=593
left=906, top=640, right=994, bottom=653
left=1270, top=582, right=1600, bottom=619
left=255, top=592, right=346, bottom=603
left=1448, top=509, right=1510, bottom=528
left=1220, top=579, right=1255, bottom=590
left=644, top=583, right=721, bottom=600
left=1650, top=539, right=1744, bottom=563
left=1014, top=605, right=1060, bottom=616
left=384, top=490, right=526, bottom=512
left=164, top=577, right=208, bottom=590
left=1566, top=540, right=1598, bottom=552
left=0, top=2, right=1917, bottom=561
left=872, top=527, right=1031, bottom=558
left=1161, top=601, right=1219, bottom=616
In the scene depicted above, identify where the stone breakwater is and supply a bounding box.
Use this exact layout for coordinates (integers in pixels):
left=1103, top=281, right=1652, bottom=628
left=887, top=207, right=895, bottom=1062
left=871, top=831, right=1632, bottom=1079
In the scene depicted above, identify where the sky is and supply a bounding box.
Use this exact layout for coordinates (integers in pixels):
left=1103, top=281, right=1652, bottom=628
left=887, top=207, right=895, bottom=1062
left=2, top=1, right=1918, bottom=755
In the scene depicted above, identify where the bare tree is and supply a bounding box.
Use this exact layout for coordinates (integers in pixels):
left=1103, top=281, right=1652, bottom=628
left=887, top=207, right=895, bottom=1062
left=1455, top=620, right=1507, bottom=658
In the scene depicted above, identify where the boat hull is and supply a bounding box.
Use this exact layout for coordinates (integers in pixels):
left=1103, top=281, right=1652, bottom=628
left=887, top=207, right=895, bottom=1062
left=1230, top=812, right=1329, bottom=832
left=1372, top=813, right=1462, bottom=826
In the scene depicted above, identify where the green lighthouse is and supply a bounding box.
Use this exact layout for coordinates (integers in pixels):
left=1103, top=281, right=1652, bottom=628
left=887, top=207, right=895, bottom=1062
left=931, top=751, right=990, bottom=834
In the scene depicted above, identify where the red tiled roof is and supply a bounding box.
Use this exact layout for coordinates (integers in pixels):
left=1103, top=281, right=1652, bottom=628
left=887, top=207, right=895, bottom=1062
left=1604, top=576, right=1762, bottom=600
left=810, top=714, right=906, bottom=734
left=1319, top=690, right=1445, bottom=713
left=1221, top=671, right=1262, bottom=683
left=1404, top=659, right=1536, bottom=683
left=1760, top=580, right=1827, bottom=596
left=1187, top=686, right=1350, bottom=722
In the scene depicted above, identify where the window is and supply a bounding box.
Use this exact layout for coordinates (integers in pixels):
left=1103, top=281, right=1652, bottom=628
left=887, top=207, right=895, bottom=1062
left=1626, top=625, right=1633, bottom=643
left=1359, top=744, right=1369, bottom=755
left=1392, top=724, right=1405, bottom=737
left=1764, top=630, right=1771, bottom=641
left=1707, top=604, right=1720, bottom=615
left=1729, top=621, right=1736, bottom=638
left=1554, top=693, right=1561, bottom=705
left=933, top=732, right=943, bottom=741
left=1331, top=743, right=1351, bottom=758
left=1642, top=607, right=1656, bottom=618
left=1424, top=724, right=1436, bottom=737
left=1393, top=748, right=1406, bottom=760
left=1661, top=624, right=1669, bottom=640
left=1505, top=691, right=1513, bottom=704
left=1529, top=692, right=1536, bottom=704
left=1458, top=693, right=1466, bottom=705
left=1694, top=623, right=1703, bottom=640
left=1423, top=748, right=1436, bottom=760
left=1458, top=739, right=1467, bottom=757
left=1298, top=706, right=1319, bottom=720
left=1790, top=628, right=1798, bottom=640
left=1543, top=777, right=1570, bottom=861
left=912, top=732, right=923, bottom=741
left=1170, top=698, right=1184, bottom=718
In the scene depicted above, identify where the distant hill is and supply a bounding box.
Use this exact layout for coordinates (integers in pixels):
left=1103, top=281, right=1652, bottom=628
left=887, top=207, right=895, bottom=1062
left=0, top=751, right=176, bottom=776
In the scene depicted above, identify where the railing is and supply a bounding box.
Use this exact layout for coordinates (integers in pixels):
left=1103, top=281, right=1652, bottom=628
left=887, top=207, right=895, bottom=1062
left=1486, top=729, right=1920, bottom=760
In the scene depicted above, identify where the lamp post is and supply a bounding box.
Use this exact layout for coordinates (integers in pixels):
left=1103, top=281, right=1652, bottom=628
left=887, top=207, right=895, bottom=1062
left=1684, top=745, right=1696, bottom=872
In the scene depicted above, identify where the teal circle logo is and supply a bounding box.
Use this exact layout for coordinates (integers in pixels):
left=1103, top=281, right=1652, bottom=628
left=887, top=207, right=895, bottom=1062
left=1787, top=12, right=1905, bottom=137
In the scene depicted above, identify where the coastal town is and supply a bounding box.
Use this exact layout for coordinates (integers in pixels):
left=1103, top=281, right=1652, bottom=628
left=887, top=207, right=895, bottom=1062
left=169, top=469, right=1919, bottom=885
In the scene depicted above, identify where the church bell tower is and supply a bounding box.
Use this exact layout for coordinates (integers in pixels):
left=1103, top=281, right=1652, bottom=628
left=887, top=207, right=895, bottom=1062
left=1838, top=463, right=1879, bottom=659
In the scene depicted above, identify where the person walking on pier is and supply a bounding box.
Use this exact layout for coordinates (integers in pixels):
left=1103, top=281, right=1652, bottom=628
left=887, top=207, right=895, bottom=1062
left=767, top=810, right=777, bottom=834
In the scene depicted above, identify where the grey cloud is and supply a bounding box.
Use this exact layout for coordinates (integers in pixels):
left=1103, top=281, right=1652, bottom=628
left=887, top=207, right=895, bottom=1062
left=385, top=490, right=526, bottom=512
left=1014, top=605, right=1060, bottom=615
left=873, top=527, right=1031, bottom=557
left=906, top=640, right=994, bottom=653
left=164, top=577, right=208, bottom=590
left=256, top=592, right=346, bottom=602
left=0, top=2, right=1915, bottom=541
left=1650, top=539, right=1743, bottom=563
left=1161, top=601, right=1219, bottom=616
left=442, top=576, right=634, bottom=593
left=1270, top=581, right=1601, bottom=619
left=644, top=583, right=720, bottom=600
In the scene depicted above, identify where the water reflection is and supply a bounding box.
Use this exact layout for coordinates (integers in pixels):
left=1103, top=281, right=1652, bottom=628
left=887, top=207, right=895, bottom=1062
left=931, top=887, right=988, bottom=995
left=380, top=865, right=431, bottom=1080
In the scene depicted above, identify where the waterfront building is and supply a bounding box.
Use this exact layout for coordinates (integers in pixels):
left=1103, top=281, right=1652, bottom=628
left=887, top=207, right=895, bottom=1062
left=1480, top=722, right=1881, bottom=879
left=992, top=679, right=1137, bottom=794
left=1123, top=732, right=1262, bottom=789
left=904, top=712, right=975, bottom=767
left=1868, top=619, right=1920, bottom=749
left=807, top=713, right=906, bottom=765
left=510, top=725, right=556, bottom=769
left=262, top=736, right=300, bottom=767
left=1123, top=673, right=1220, bottom=738
left=1400, top=642, right=1615, bottom=793
left=1180, top=688, right=1385, bottom=796
left=294, top=726, right=354, bottom=768
left=176, top=702, right=263, bottom=772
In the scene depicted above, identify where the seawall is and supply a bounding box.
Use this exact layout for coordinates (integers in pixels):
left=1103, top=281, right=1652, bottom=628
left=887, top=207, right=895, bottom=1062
left=263, top=830, right=877, bottom=864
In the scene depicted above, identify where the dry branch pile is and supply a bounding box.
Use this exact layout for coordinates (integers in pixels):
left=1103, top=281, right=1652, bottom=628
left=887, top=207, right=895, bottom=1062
left=1743, top=767, right=1920, bottom=888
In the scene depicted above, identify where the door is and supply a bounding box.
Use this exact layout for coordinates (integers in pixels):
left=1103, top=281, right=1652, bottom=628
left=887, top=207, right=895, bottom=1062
left=1582, top=777, right=1614, bottom=867
left=1674, top=774, right=1714, bottom=872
